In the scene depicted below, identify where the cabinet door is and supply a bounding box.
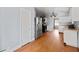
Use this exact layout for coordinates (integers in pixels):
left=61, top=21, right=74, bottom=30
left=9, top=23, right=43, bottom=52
left=64, top=30, right=77, bottom=47
left=78, top=32, right=79, bottom=48
left=71, top=7, right=79, bottom=21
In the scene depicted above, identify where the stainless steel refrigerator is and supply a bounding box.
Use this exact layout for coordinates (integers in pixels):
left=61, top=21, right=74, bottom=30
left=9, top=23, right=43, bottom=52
left=35, top=17, right=42, bottom=39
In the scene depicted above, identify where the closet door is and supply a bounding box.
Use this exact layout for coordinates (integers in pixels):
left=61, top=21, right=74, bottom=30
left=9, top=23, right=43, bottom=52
left=30, top=8, right=36, bottom=40
left=20, top=7, right=35, bottom=45
left=0, top=8, right=21, bottom=51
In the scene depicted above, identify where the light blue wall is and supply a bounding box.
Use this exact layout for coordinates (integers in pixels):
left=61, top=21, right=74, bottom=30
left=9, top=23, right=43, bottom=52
left=0, top=7, right=36, bottom=51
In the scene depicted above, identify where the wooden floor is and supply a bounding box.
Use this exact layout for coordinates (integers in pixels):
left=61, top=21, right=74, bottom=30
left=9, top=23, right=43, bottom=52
left=16, top=30, right=79, bottom=52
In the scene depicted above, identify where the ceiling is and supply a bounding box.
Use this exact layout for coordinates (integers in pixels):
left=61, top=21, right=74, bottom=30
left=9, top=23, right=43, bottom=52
left=35, top=7, right=71, bottom=17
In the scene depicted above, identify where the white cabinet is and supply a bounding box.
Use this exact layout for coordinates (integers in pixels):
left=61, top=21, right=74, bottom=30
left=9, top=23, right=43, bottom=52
left=58, top=17, right=72, bottom=32
left=71, top=7, right=79, bottom=21
left=64, top=30, right=78, bottom=47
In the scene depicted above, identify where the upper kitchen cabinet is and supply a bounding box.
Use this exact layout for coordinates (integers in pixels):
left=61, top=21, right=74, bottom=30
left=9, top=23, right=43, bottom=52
left=71, top=7, right=79, bottom=21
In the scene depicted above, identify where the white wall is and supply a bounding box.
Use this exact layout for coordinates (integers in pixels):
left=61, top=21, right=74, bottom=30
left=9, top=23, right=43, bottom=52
left=0, top=8, right=21, bottom=51
left=71, top=7, right=79, bottom=21
left=0, top=7, right=36, bottom=51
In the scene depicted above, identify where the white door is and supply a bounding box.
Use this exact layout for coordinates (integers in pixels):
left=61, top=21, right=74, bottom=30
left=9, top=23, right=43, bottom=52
left=20, top=8, right=35, bottom=45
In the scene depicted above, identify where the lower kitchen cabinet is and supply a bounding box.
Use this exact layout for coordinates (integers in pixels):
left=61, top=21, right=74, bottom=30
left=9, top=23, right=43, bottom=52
left=64, top=29, right=79, bottom=48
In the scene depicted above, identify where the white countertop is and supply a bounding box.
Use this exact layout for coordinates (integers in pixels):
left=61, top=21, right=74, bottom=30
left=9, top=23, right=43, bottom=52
left=65, top=29, right=79, bottom=32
